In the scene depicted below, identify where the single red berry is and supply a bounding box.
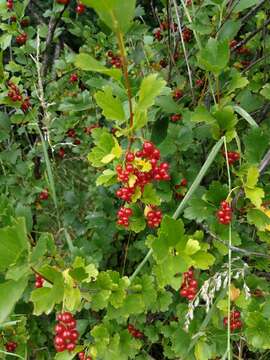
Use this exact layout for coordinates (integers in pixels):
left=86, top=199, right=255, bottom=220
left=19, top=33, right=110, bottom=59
left=74, top=139, right=81, bottom=145
left=59, top=147, right=65, bottom=158
left=67, top=129, right=76, bottom=138
left=61, top=312, right=73, bottom=323
left=196, top=79, right=204, bottom=87
left=126, top=152, right=135, bottom=162
left=172, top=88, right=183, bottom=101
left=20, top=19, right=30, bottom=27
left=76, top=3, right=86, bottom=14
left=69, top=73, right=78, bottom=83
left=6, top=0, right=13, bottom=10
left=66, top=342, right=76, bottom=351
left=54, top=336, right=65, bottom=346
left=56, top=0, right=70, bottom=4
left=16, top=33, right=27, bottom=45
left=39, top=189, right=49, bottom=201
left=170, top=114, right=182, bottom=122
left=180, top=178, right=187, bottom=186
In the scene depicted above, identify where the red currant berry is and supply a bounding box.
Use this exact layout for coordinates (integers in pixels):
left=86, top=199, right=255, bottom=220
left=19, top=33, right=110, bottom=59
left=76, top=3, right=86, bottom=14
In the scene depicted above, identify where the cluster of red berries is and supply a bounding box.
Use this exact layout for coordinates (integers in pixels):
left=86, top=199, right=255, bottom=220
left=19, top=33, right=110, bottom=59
left=16, top=32, right=27, bottom=45
left=230, top=40, right=250, bottom=55
left=179, top=268, right=198, bottom=301
left=78, top=352, right=92, bottom=360
left=146, top=207, right=162, bottom=228
left=35, top=274, right=44, bottom=288
left=70, top=73, right=78, bottom=83
left=222, top=151, right=240, bottom=165
left=8, top=82, right=22, bottom=102
left=39, top=189, right=49, bottom=201
left=196, top=79, right=204, bottom=87
left=170, top=114, right=182, bottom=123
left=107, top=51, right=122, bottom=69
left=5, top=342, right=17, bottom=353
left=21, top=97, right=31, bottom=113
left=182, top=28, right=192, bottom=42
left=7, top=82, right=31, bottom=112
left=54, top=312, right=79, bottom=352
left=117, top=207, right=133, bottom=227
left=172, top=88, right=183, bottom=101
left=217, top=201, right=232, bottom=225
left=223, top=310, right=242, bottom=331
left=66, top=128, right=81, bottom=145
left=127, top=324, right=144, bottom=339
left=115, top=141, right=169, bottom=228
left=153, top=21, right=178, bottom=41
left=6, top=0, right=13, bottom=10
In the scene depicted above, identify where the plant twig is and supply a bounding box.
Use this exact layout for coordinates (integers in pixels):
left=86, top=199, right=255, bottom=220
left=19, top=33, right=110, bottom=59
left=41, top=4, right=67, bottom=78
left=202, top=225, right=270, bottom=259
left=232, top=18, right=270, bottom=52
left=172, top=0, right=194, bottom=102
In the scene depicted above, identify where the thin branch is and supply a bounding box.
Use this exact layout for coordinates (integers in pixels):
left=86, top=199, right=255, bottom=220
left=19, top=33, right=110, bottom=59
left=240, top=0, right=268, bottom=25
left=202, top=225, right=270, bottom=259
left=41, top=4, right=67, bottom=78
left=232, top=18, right=270, bottom=52
left=172, top=0, right=194, bottom=101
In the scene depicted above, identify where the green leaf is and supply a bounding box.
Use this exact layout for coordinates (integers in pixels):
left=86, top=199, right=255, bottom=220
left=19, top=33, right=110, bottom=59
left=0, top=33, right=12, bottom=51
left=233, top=0, right=259, bottom=13
left=213, top=106, right=237, bottom=132
left=0, top=277, right=28, bottom=323
left=191, top=106, right=216, bottom=124
left=151, top=216, right=186, bottom=261
left=195, top=340, right=213, bottom=360
left=75, top=53, right=122, bottom=81
left=185, top=238, right=201, bottom=255
left=0, top=218, right=29, bottom=272
left=81, top=0, right=136, bottom=34
left=31, top=233, right=56, bottom=263
left=245, top=312, right=270, bottom=349
left=96, top=169, right=117, bottom=186
left=218, top=20, right=241, bottom=41
left=58, top=91, right=93, bottom=112
left=244, top=167, right=264, bottom=208
left=141, top=184, right=161, bottom=206
left=134, top=74, right=166, bottom=130
left=30, top=267, right=64, bottom=315
left=95, top=87, right=126, bottom=123
left=234, top=105, right=258, bottom=128
left=247, top=209, right=270, bottom=231
left=197, top=38, right=229, bottom=75
left=88, top=129, right=122, bottom=167
left=137, top=74, right=166, bottom=111
left=245, top=187, right=264, bottom=208
left=184, top=198, right=215, bottom=222
left=191, top=250, right=215, bottom=270
left=227, top=69, right=249, bottom=94
left=260, top=84, right=270, bottom=100
left=244, top=128, right=269, bottom=164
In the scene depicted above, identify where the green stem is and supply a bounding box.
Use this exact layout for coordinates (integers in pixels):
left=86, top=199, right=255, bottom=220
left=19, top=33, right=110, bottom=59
left=224, top=138, right=232, bottom=360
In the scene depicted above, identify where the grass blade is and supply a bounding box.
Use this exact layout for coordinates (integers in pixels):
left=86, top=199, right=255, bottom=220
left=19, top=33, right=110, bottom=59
left=234, top=105, right=259, bottom=128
